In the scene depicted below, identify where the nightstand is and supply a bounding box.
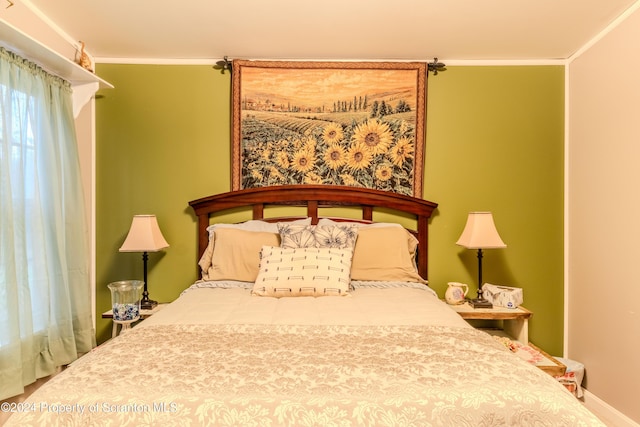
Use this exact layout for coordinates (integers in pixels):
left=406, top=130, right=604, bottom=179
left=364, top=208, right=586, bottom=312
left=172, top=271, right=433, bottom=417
left=448, top=302, right=566, bottom=376
left=102, top=303, right=167, bottom=337
left=448, top=302, right=532, bottom=344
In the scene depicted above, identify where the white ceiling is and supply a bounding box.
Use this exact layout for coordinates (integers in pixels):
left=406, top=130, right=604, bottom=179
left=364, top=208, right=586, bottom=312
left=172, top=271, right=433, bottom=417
left=26, top=0, right=639, bottom=63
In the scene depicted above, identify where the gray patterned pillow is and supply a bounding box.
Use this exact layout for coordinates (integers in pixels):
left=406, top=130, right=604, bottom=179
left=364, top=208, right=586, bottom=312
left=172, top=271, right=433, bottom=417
left=278, top=224, right=358, bottom=249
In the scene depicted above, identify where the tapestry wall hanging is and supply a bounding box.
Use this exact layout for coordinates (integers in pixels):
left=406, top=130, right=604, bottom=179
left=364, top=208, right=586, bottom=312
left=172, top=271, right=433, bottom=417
left=231, top=60, right=427, bottom=197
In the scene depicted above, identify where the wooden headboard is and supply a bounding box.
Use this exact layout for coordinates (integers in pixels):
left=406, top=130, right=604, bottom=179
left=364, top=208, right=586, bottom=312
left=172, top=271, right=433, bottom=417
left=189, top=185, right=438, bottom=279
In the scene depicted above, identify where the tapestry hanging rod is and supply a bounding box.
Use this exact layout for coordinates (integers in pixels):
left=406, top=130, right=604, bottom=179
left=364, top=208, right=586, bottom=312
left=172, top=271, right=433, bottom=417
left=213, top=56, right=446, bottom=75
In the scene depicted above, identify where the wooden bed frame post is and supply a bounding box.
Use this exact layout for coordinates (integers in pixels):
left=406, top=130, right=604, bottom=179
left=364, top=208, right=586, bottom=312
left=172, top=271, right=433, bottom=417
left=417, top=216, right=429, bottom=279
left=307, top=201, right=318, bottom=224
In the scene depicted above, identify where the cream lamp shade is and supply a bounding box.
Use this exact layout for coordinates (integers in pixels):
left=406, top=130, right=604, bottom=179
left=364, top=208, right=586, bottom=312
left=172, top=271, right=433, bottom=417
left=456, top=212, right=506, bottom=249
left=119, top=215, right=169, bottom=252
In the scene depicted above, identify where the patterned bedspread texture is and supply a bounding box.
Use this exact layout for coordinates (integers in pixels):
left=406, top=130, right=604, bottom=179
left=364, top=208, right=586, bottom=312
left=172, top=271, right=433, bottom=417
left=8, top=322, right=603, bottom=426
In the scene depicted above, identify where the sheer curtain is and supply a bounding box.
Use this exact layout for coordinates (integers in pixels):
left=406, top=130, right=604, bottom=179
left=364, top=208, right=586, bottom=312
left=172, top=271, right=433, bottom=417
left=0, top=47, right=95, bottom=400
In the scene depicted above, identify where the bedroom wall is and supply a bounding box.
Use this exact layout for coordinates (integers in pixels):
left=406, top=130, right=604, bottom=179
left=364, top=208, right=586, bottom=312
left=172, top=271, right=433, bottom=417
left=568, top=5, right=640, bottom=423
left=94, top=64, right=565, bottom=349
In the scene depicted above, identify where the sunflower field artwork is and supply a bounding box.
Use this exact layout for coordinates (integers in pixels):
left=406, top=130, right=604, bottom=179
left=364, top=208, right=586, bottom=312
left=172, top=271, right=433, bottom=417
left=231, top=60, right=427, bottom=197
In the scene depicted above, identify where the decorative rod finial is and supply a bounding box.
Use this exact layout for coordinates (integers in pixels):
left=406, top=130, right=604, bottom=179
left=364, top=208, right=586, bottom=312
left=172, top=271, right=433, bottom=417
left=428, top=57, right=446, bottom=76
left=214, top=56, right=233, bottom=74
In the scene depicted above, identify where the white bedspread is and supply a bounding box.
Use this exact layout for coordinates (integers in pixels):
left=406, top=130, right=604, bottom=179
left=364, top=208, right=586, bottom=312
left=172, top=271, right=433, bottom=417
left=141, top=281, right=469, bottom=328
left=6, top=283, right=604, bottom=426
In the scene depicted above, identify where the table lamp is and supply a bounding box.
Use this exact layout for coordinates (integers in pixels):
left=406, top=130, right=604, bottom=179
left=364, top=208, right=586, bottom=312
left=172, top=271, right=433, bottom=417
left=119, top=214, right=169, bottom=309
left=456, top=212, right=506, bottom=308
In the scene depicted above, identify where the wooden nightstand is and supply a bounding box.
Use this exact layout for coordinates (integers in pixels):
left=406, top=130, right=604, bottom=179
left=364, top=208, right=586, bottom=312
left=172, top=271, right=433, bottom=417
left=102, top=303, right=167, bottom=337
left=447, top=302, right=566, bottom=376
left=448, top=302, right=532, bottom=344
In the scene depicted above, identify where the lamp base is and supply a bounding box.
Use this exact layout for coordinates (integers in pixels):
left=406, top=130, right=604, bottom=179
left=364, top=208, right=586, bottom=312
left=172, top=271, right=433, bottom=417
left=468, top=298, right=493, bottom=309
left=140, top=299, right=157, bottom=310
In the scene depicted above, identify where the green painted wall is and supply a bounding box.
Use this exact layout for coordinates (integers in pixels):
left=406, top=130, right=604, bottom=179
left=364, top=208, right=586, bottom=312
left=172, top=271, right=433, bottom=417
left=95, top=64, right=565, bottom=354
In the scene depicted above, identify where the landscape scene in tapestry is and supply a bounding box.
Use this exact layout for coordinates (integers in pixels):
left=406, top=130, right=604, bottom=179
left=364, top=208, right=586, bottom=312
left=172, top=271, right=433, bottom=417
left=239, top=67, right=421, bottom=196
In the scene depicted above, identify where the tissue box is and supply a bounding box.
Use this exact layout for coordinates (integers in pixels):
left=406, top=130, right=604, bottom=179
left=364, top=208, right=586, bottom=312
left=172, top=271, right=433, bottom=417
left=482, top=283, right=523, bottom=308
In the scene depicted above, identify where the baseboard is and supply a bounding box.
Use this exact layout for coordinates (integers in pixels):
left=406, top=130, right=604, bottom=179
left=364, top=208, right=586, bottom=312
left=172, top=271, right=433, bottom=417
left=583, top=389, right=639, bottom=426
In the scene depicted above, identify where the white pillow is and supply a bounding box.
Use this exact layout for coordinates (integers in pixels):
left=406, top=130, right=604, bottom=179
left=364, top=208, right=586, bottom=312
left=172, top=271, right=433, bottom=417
left=318, top=218, right=407, bottom=230
left=252, top=246, right=353, bottom=297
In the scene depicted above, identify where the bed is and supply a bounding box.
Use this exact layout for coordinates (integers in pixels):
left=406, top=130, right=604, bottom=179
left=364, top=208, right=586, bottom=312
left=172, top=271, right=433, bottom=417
left=6, top=185, right=604, bottom=426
